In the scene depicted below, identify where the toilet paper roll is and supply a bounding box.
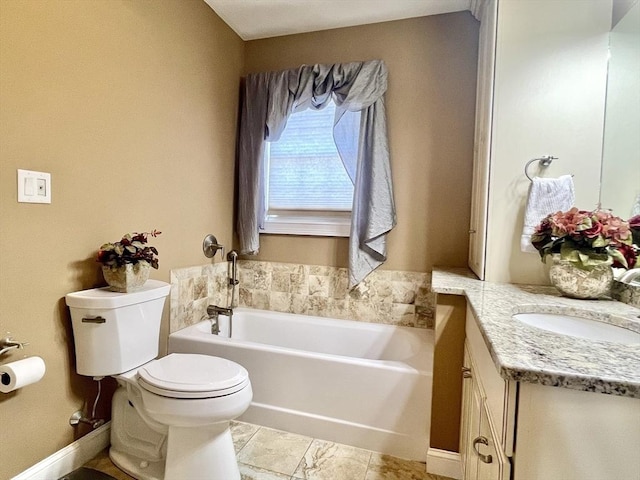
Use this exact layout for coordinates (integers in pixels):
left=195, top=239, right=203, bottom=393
left=0, top=356, right=46, bottom=393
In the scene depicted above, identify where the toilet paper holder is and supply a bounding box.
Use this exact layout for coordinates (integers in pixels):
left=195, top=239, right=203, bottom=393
left=0, top=337, right=28, bottom=356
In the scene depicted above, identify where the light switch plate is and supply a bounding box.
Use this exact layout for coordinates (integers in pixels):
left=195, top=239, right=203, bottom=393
left=18, top=169, right=51, bottom=204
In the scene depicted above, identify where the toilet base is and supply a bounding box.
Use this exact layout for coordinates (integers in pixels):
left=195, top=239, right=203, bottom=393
left=109, top=448, right=164, bottom=480
left=165, top=424, right=240, bottom=480
left=109, top=386, right=167, bottom=480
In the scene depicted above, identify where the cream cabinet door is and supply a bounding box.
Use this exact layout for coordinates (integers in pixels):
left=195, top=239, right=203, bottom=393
left=460, top=342, right=512, bottom=480
left=460, top=348, right=478, bottom=480
left=475, top=401, right=511, bottom=480
left=468, top=0, right=497, bottom=279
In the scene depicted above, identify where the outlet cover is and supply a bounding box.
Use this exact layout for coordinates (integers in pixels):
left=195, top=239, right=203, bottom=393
left=18, top=169, right=51, bottom=204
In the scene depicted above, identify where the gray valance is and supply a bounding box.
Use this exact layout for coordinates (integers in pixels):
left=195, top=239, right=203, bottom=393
left=237, top=60, right=396, bottom=288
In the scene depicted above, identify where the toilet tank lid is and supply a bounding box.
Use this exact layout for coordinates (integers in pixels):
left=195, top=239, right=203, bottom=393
left=65, top=280, right=170, bottom=309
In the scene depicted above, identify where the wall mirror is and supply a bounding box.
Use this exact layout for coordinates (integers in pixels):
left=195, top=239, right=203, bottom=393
left=599, top=0, right=640, bottom=219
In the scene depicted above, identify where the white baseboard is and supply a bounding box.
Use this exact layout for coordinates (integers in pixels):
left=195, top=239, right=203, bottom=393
left=426, top=448, right=462, bottom=480
left=12, top=422, right=111, bottom=480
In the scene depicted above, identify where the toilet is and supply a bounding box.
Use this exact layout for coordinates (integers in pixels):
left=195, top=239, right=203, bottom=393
left=65, top=280, right=252, bottom=480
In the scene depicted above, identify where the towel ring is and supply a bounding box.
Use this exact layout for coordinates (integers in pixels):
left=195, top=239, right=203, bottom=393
left=524, top=155, right=558, bottom=182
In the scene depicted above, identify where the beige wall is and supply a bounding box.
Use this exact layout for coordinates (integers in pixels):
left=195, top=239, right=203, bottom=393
left=242, top=14, right=480, bottom=273
left=0, top=1, right=243, bottom=477
left=431, top=294, right=467, bottom=452
left=0, top=6, right=479, bottom=477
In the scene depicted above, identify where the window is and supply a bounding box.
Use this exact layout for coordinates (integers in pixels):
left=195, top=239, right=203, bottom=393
left=261, top=101, right=356, bottom=236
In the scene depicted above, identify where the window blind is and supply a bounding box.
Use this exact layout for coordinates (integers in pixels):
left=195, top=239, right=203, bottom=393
left=266, top=101, right=354, bottom=211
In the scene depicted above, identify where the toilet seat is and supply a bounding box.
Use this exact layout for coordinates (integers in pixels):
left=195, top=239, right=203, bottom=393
left=137, top=353, right=249, bottom=399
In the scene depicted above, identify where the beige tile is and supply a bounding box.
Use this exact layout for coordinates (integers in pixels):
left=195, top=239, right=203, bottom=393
left=269, top=291, right=293, bottom=312
left=391, top=281, right=416, bottom=304
left=83, top=449, right=135, bottom=480
left=365, top=453, right=451, bottom=480
left=237, top=427, right=313, bottom=476
left=231, top=420, right=261, bottom=453
left=239, top=462, right=292, bottom=480
left=271, top=271, right=291, bottom=292
left=293, top=439, right=370, bottom=480
left=290, top=272, right=309, bottom=295
left=309, top=275, right=329, bottom=296
left=194, top=275, right=208, bottom=299
left=252, top=290, right=271, bottom=310
left=179, top=277, right=194, bottom=305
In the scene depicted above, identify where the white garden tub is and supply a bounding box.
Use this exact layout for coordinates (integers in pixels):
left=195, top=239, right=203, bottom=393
left=168, top=307, right=433, bottom=460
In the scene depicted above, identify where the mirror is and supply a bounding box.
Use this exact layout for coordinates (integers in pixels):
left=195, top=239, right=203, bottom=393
left=599, top=0, right=640, bottom=218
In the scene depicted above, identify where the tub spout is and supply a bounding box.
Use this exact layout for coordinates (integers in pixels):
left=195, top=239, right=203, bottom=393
left=206, top=305, right=233, bottom=336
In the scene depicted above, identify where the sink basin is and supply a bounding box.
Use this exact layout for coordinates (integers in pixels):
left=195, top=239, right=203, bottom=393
left=513, top=313, right=640, bottom=345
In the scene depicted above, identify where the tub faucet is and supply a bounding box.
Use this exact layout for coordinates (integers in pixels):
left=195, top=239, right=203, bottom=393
left=207, top=305, right=233, bottom=335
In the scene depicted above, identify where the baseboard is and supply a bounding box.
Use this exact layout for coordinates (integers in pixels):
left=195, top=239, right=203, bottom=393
left=12, top=422, right=111, bottom=480
left=426, top=448, right=462, bottom=480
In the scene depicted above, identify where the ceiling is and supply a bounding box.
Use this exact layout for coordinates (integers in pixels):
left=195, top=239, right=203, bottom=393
left=204, top=0, right=472, bottom=41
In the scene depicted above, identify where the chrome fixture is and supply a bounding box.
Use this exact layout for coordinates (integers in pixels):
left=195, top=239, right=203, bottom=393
left=69, top=376, right=105, bottom=429
left=524, top=155, right=559, bottom=182
left=206, top=305, right=233, bottom=336
left=227, top=250, right=239, bottom=286
left=69, top=410, right=105, bottom=429
left=618, top=268, right=640, bottom=285
left=203, top=234, right=225, bottom=259
left=0, top=336, right=28, bottom=356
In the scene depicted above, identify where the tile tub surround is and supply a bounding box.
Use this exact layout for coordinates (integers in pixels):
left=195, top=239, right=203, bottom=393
left=432, top=267, right=640, bottom=398
left=170, top=260, right=435, bottom=333
left=83, top=422, right=453, bottom=480
left=170, top=262, right=230, bottom=332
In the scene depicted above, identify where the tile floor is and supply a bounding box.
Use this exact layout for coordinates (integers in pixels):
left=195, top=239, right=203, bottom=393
left=83, top=421, right=454, bottom=480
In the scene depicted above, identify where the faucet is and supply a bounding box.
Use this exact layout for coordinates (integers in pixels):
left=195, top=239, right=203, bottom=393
left=618, top=268, right=640, bottom=286
left=207, top=305, right=233, bottom=335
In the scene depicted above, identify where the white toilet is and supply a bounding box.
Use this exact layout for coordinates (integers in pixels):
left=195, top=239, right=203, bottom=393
left=65, top=280, right=252, bottom=480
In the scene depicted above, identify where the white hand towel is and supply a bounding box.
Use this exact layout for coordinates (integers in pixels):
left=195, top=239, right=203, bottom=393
left=521, top=174, right=575, bottom=253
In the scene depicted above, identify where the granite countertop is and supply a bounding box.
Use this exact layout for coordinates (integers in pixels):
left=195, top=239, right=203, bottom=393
left=432, top=267, right=640, bottom=398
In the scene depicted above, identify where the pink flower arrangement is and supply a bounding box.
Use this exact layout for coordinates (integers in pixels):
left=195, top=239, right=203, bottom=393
left=531, top=208, right=638, bottom=270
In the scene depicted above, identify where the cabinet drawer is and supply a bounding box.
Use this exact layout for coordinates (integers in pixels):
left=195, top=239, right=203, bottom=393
left=466, top=306, right=516, bottom=456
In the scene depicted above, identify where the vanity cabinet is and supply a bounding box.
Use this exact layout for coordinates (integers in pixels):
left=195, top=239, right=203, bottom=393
left=460, top=308, right=513, bottom=480
left=460, top=306, right=640, bottom=480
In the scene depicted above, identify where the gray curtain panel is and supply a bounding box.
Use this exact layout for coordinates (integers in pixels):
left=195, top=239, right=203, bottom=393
left=237, top=60, right=396, bottom=288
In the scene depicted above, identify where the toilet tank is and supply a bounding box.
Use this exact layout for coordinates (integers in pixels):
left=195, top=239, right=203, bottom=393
left=66, top=280, right=171, bottom=377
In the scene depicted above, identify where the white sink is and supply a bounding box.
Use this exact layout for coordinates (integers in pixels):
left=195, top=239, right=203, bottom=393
left=513, top=313, right=640, bottom=345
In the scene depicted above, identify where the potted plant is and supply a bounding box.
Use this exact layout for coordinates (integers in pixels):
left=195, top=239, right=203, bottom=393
left=97, top=230, right=161, bottom=292
left=531, top=208, right=636, bottom=299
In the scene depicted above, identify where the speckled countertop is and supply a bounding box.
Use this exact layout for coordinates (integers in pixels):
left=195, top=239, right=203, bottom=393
left=432, top=267, right=640, bottom=398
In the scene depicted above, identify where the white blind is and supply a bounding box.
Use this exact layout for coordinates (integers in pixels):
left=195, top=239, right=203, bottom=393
left=266, top=101, right=355, bottom=211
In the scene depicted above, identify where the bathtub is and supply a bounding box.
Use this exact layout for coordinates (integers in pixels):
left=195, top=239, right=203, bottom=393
left=168, top=307, right=433, bottom=461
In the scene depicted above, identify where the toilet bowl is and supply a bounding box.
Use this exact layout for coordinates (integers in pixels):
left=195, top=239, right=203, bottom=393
left=110, top=354, right=252, bottom=480
left=65, top=281, right=252, bottom=480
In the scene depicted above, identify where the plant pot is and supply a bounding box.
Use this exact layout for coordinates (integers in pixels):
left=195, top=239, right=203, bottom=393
left=549, top=258, right=613, bottom=299
left=102, top=263, right=150, bottom=292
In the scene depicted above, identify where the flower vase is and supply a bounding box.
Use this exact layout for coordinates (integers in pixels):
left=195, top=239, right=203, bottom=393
left=548, top=258, right=613, bottom=299
left=102, top=263, right=150, bottom=292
